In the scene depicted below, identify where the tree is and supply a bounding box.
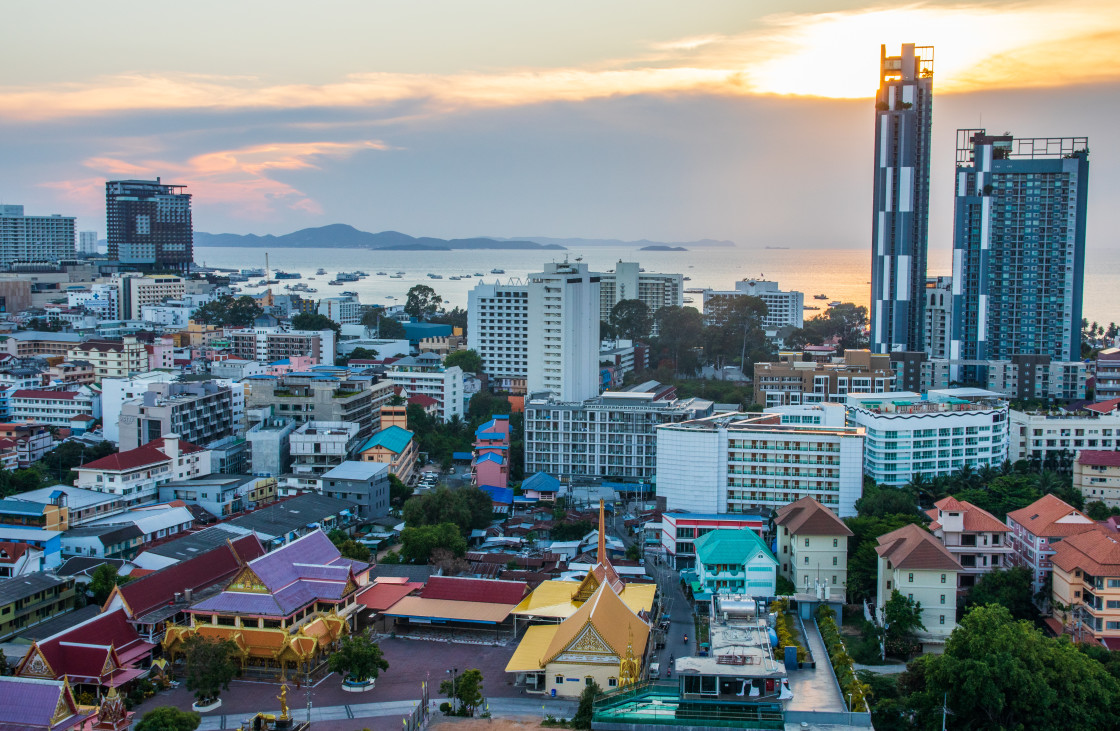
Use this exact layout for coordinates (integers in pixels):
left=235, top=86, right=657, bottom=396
left=965, top=566, right=1038, bottom=622
left=405, top=284, right=443, bottom=320
left=182, top=636, right=239, bottom=704
left=572, top=680, right=601, bottom=729
left=652, top=306, right=704, bottom=374
left=882, top=590, right=925, bottom=658
left=291, top=312, right=341, bottom=334
left=0, top=466, right=49, bottom=498
left=88, top=563, right=130, bottom=605
left=40, top=440, right=116, bottom=485
left=135, top=707, right=201, bottom=731
left=440, top=668, right=484, bottom=716
left=917, top=604, right=1120, bottom=730
left=344, top=347, right=380, bottom=362
left=444, top=349, right=483, bottom=374
left=856, top=482, right=919, bottom=517
left=845, top=514, right=926, bottom=603
left=328, top=633, right=389, bottom=682
left=400, top=523, right=467, bottom=563
left=609, top=299, right=652, bottom=340
left=702, top=295, right=771, bottom=368
left=430, top=306, right=468, bottom=331
left=389, top=474, right=413, bottom=505
left=402, top=486, right=493, bottom=534
left=1087, top=500, right=1113, bottom=521
left=327, top=529, right=371, bottom=562
left=191, top=295, right=263, bottom=327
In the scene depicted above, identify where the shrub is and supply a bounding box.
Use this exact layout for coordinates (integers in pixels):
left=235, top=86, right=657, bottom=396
left=817, top=606, right=870, bottom=712
left=769, top=599, right=807, bottom=663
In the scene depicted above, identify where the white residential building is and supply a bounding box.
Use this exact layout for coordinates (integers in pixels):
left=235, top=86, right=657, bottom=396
left=141, top=302, right=195, bottom=328
left=875, top=523, right=961, bottom=653
left=1008, top=402, right=1120, bottom=463
left=74, top=436, right=213, bottom=507
left=318, top=296, right=361, bottom=325
left=925, top=496, right=1014, bottom=593
left=527, top=260, right=600, bottom=402
left=68, top=283, right=120, bottom=320
left=0, top=205, right=75, bottom=266
left=101, top=371, right=177, bottom=443
left=1005, top=494, right=1096, bottom=597
left=9, top=387, right=99, bottom=426
left=703, top=278, right=804, bottom=330
left=598, top=261, right=683, bottom=328
left=118, top=274, right=186, bottom=320
left=467, top=280, right=530, bottom=381
left=280, top=421, right=362, bottom=495
left=846, top=389, right=1009, bottom=486
left=78, top=230, right=98, bottom=255
left=226, top=327, right=336, bottom=365
left=656, top=410, right=865, bottom=518
left=526, top=385, right=714, bottom=481
left=87, top=503, right=194, bottom=543
left=385, top=354, right=464, bottom=422
left=775, top=497, right=854, bottom=597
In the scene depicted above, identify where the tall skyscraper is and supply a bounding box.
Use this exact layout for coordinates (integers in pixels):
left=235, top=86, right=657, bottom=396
left=78, top=231, right=98, bottom=255
left=106, top=178, right=193, bottom=272
left=950, top=130, right=1089, bottom=375
left=0, top=205, right=76, bottom=267
left=870, top=43, right=934, bottom=353
left=527, top=259, right=600, bottom=402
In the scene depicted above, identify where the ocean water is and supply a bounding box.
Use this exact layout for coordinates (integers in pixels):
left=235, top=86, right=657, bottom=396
left=195, top=245, right=1117, bottom=326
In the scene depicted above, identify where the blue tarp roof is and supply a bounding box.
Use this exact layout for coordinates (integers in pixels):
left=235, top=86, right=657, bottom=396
left=452, top=451, right=473, bottom=461
left=478, top=485, right=513, bottom=505
left=476, top=452, right=505, bottom=465
left=521, top=471, right=560, bottom=493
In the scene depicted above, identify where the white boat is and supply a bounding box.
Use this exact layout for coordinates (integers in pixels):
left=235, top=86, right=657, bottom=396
left=490, top=268, right=505, bottom=274
left=389, top=274, right=403, bottom=279
left=828, top=301, right=841, bottom=307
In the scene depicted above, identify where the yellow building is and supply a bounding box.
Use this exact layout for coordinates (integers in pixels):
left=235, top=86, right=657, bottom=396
left=67, top=337, right=147, bottom=379
left=1051, top=526, right=1120, bottom=644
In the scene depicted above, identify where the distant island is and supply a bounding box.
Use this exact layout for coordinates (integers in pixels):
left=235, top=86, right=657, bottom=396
left=195, top=224, right=565, bottom=251
left=640, top=245, right=687, bottom=251
left=492, top=235, right=735, bottom=248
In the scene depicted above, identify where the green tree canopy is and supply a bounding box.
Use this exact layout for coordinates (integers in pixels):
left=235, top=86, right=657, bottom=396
left=844, top=514, right=926, bottom=603
left=401, top=522, right=467, bottom=563
left=405, top=284, right=443, bottom=319
left=388, top=473, right=413, bottom=505
left=191, top=295, right=263, bottom=327
left=652, top=305, right=705, bottom=374
left=444, top=349, right=483, bottom=373
left=328, top=633, right=389, bottom=682
left=609, top=299, right=652, bottom=340
left=135, top=707, right=201, bottom=731
left=182, top=636, right=239, bottom=704
left=402, top=486, right=492, bottom=534
left=439, top=668, right=484, bottom=716
left=856, top=482, right=920, bottom=517
left=882, top=589, right=925, bottom=658
left=573, top=680, right=601, bottom=729
left=88, top=563, right=130, bottom=606
left=964, top=566, right=1038, bottom=622
left=702, top=295, right=771, bottom=368
left=40, top=440, right=116, bottom=485
left=327, top=529, right=371, bottom=562
left=291, top=312, right=341, bottom=334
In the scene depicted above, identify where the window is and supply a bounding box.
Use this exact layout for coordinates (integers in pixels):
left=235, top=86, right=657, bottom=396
left=804, top=538, right=810, bottom=547
left=585, top=677, right=595, bottom=687
left=940, top=615, right=946, bottom=625
left=608, top=677, right=618, bottom=688
left=804, top=556, right=809, bottom=565
left=909, top=573, right=914, bottom=583
left=1108, top=600, right=1120, bottom=610
left=833, top=538, right=839, bottom=548
left=555, top=675, right=564, bottom=685
left=1108, top=579, right=1120, bottom=589
left=941, top=574, right=947, bottom=584
left=940, top=594, right=946, bottom=605
left=908, top=593, right=914, bottom=601
left=833, top=556, right=838, bottom=566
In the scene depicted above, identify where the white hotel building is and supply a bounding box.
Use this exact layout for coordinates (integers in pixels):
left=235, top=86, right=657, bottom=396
left=467, top=280, right=529, bottom=388
left=702, top=278, right=804, bottom=330
left=656, top=404, right=865, bottom=517
left=846, top=390, right=1009, bottom=486
left=1008, top=402, right=1120, bottom=463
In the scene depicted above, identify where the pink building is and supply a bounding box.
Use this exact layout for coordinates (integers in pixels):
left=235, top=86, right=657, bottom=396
left=1006, top=494, right=1097, bottom=597
left=925, top=496, right=1013, bottom=594
left=472, top=415, right=510, bottom=488
left=266, top=356, right=316, bottom=376
left=147, top=336, right=175, bottom=371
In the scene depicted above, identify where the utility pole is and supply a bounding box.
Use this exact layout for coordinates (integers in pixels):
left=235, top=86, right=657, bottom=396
left=306, top=667, right=312, bottom=729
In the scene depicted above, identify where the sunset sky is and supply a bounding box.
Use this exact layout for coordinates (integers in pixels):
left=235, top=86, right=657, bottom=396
left=2, top=0, right=1118, bottom=249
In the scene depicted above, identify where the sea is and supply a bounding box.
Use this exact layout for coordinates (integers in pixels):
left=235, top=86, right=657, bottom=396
left=195, top=245, right=1117, bottom=327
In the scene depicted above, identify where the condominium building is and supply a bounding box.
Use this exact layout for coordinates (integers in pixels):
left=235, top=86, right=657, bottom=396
left=846, top=389, right=1009, bottom=485
left=0, top=205, right=76, bottom=267
left=118, top=380, right=240, bottom=450
left=774, top=497, right=854, bottom=598
left=279, top=421, right=362, bottom=494
left=225, top=327, right=336, bottom=364
left=890, top=352, right=1087, bottom=402
left=753, top=350, right=895, bottom=407
left=245, top=415, right=298, bottom=478
left=67, top=283, right=120, bottom=320
left=244, top=371, right=376, bottom=439
left=385, top=353, right=464, bottom=422
left=106, top=179, right=193, bottom=272
left=318, top=296, right=361, bottom=325
left=118, top=275, right=185, bottom=319
left=657, top=409, right=865, bottom=517
left=1005, top=494, right=1095, bottom=597
left=924, top=275, right=952, bottom=359
left=67, top=337, right=147, bottom=379
left=1074, top=451, right=1120, bottom=509
left=467, top=280, right=529, bottom=381
left=598, top=261, right=683, bottom=328
left=1008, top=401, right=1120, bottom=463
left=527, top=260, right=600, bottom=402
left=1096, top=348, right=1120, bottom=401
left=0, top=332, right=84, bottom=358
left=871, top=43, right=934, bottom=354
left=525, top=385, right=714, bottom=482
left=702, top=278, right=804, bottom=330
left=925, top=496, right=1013, bottom=592
left=75, top=436, right=212, bottom=506
left=8, top=388, right=98, bottom=426
left=1050, top=527, right=1120, bottom=643
left=78, top=230, right=98, bottom=255
left=875, top=523, right=959, bottom=652
left=950, top=130, right=1090, bottom=373
left=101, top=371, right=178, bottom=444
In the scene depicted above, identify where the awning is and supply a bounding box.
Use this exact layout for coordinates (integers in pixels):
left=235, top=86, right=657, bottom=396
left=107, top=667, right=147, bottom=687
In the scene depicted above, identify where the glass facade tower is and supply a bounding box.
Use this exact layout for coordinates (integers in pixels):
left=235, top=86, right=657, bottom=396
left=106, top=178, right=193, bottom=272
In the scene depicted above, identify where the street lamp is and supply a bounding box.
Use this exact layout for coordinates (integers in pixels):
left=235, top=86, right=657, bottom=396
left=848, top=692, right=853, bottom=726
left=447, top=667, right=458, bottom=714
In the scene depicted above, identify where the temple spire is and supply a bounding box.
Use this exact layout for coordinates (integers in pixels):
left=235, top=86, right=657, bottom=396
left=597, top=499, right=606, bottom=565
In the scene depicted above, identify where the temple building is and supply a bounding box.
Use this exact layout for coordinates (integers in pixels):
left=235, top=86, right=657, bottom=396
left=162, top=530, right=369, bottom=681
left=0, top=676, right=93, bottom=731
left=506, top=500, right=653, bottom=696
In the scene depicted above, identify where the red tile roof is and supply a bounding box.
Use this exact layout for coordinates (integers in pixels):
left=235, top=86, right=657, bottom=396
left=26, top=609, right=143, bottom=682
left=876, top=523, right=961, bottom=571
left=925, top=496, right=1009, bottom=534
left=0, top=541, right=30, bottom=564
left=11, top=389, right=78, bottom=400
left=79, top=438, right=204, bottom=472
left=1051, top=527, right=1120, bottom=575
left=407, top=394, right=439, bottom=408
left=357, top=582, right=422, bottom=611
left=1078, top=450, right=1120, bottom=468
left=1006, top=494, right=1097, bottom=538
left=1084, top=398, right=1120, bottom=415
left=420, top=576, right=528, bottom=605
left=774, top=497, right=853, bottom=536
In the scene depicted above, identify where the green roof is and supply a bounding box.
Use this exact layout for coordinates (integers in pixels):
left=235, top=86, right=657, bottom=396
left=359, top=425, right=414, bottom=455
left=694, top=528, right=777, bottom=566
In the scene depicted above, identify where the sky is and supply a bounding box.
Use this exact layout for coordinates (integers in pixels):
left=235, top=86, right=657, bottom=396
left=1, top=0, right=1118, bottom=251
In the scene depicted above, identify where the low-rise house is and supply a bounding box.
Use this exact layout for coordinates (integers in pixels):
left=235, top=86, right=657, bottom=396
left=1050, top=527, right=1120, bottom=646
left=284, top=420, right=360, bottom=484
left=159, top=474, right=276, bottom=519
left=0, top=541, right=45, bottom=577
left=0, top=422, right=53, bottom=466
left=0, top=526, right=62, bottom=569
left=774, top=496, right=853, bottom=598
left=925, top=496, right=1013, bottom=593
left=66, top=337, right=146, bottom=379
left=1074, top=451, right=1120, bottom=509
left=225, top=492, right=359, bottom=549
left=74, top=436, right=212, bottom=507
left=60, top=524, right=144, bottom=559
left=875, top=523, right=960, bottom=652
left=358, top=425, right=418, bottom=484
left=693, top=528, right=777, bottom=600
left=0, top=572, right=77, bottom=642
left=660, top=511, right=769, bottom=570
left=131, top=524, right=254, bottom=570
left=472, top=416, right=510, bottom=488
left=0, top=497, right=69, bottom=531
left=1006, top=494, right=1097, bottom=598
left=521, top=471, right=561, bottom=502
left=87, top=503, right=194, bottom=544
left=11, top=485, right=126, bottom=526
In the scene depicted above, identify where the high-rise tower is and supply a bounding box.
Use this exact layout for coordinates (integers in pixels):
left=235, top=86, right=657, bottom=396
left=949, top=130, right=1089, bottom=377
left=870, top=44, right=934, bottom=353
left=527, top=259, right=600, bottom=402
left=106, top=178, right=193, bottom=272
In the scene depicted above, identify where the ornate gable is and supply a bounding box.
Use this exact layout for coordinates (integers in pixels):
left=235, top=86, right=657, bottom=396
left=553, top=623, right=617, bottom=665
left=573, top=570, right=600, bottom=603
left=228, top=566, right=269, bottom=593
left=51, top=683, right=75, bottom=726
left=17, top=644, right=55, bottom=678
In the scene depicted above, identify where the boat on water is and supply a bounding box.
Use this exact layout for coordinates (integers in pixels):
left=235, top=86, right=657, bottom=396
left=356, top=271, right=369, bottom=277
left=804, top=305, right=821, bottom=310
left=448, top=276, right=461, bottom=281
left=490, top=268, right=505, bottom=274
left=328, top=280, right=342, bottom=286
left=307, top=288, right=318, bottom=293
left=376, top=272, right=387, bottom=276
left=341, top=291, right=359, bottom=297
left=389, top=274, right=403, bottom=279
left=242, top=268, right=265, bottom=277
left=683, top=297, right=695, bottom=304
left=255, top=279, right=269, bottom=286
left=474, top=272, right=484, bottom=277
left=335, top=272, right=360, bottom=282
left=684, top=287, right=705, bottom=294
left=814, top=294, right=829, bottom=300
left=275, top=271, right=301, bottom=279
left=428, top=273, right=443, bottom=279
left=316, top=268, right=327, bottom=275
left=683, top=276, right=691, bottom=281
left=828, top=301, right=841, bottom=307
